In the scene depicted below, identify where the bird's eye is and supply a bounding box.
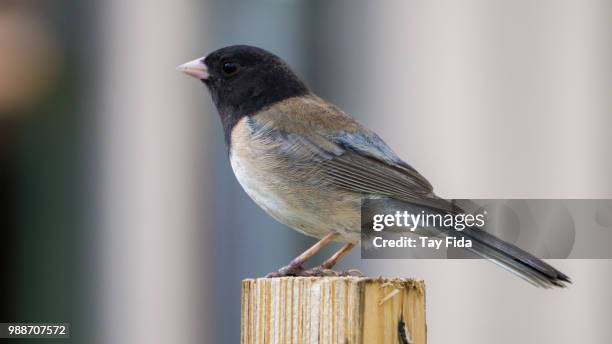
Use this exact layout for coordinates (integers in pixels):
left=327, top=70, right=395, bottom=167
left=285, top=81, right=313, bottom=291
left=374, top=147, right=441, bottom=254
left=222, top=62, right=239, bottom=76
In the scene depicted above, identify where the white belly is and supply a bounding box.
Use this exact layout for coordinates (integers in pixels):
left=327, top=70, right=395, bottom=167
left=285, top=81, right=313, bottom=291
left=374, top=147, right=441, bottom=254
left=229, top=150, right=361, bottom=243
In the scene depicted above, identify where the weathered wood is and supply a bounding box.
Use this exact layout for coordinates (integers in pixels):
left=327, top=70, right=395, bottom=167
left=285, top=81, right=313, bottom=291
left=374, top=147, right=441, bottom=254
left=241, top=277, right=426, bottom=344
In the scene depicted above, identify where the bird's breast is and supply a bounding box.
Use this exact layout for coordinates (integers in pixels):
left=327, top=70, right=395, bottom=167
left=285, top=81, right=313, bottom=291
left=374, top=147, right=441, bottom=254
left=228, top=117, right=361, bottom=242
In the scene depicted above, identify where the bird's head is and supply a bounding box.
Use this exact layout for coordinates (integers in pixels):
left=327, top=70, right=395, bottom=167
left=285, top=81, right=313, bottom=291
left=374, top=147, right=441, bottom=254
left=178, top=45, right=309, bottom=137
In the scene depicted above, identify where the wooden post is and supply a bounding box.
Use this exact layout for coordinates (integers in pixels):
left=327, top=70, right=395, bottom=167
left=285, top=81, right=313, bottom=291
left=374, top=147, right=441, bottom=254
left=241, top=277, right=426, bottom=344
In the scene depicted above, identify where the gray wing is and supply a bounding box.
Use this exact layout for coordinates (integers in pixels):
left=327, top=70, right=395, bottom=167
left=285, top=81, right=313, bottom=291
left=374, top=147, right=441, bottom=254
left=247, top=116, right=453, bottom=212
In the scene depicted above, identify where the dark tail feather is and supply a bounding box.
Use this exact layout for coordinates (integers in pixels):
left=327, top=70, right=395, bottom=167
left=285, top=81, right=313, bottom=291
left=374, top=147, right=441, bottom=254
left=457, top=226, right=571, bottom=288
left=440, top=199, right=571, bottom=288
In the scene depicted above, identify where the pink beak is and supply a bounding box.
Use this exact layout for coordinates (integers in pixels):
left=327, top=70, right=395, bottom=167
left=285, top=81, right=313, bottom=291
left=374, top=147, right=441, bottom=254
left=177, top=58, right=209, bottom=80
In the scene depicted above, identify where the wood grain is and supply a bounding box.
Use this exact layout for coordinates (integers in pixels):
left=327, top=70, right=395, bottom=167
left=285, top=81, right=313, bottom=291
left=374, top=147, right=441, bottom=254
left=241, top=277, right=426, bottom=344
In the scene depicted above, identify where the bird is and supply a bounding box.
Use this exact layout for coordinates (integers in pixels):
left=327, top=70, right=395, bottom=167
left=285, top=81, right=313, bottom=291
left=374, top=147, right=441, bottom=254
left=178, top=45, right=570, bottom=288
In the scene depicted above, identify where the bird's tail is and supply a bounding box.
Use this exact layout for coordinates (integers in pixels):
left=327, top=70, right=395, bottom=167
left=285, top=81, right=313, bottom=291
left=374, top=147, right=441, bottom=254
left=452, top=225, right=571, bottom=288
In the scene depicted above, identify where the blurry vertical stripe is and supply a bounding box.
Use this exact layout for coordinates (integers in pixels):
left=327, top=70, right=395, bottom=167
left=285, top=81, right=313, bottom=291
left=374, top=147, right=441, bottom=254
left=96, top=1, right=212, bottom=343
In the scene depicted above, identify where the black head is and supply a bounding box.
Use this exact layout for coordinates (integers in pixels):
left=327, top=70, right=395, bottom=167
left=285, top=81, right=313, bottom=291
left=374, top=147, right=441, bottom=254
left=179, top=45, right=309, bottom=143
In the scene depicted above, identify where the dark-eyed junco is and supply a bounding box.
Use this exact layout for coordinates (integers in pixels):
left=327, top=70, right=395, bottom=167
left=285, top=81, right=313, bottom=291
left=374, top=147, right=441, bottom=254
left=179, top=45, right=570, bottom=287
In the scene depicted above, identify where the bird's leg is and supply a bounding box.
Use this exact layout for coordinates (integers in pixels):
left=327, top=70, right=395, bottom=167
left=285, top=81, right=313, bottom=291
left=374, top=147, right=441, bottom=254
left=302, top=243, right=363, bottom=277
left=321, top=243, right=355, bottom=269
left=266, top=232, right=337, bottom=278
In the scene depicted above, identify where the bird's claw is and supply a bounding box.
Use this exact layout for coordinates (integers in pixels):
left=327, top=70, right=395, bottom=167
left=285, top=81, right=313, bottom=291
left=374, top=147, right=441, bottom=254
left=341, top=269, right=364, bottom=277
left=296, top=267, right=365, bottom=277
left=266, top=263, right=364, bottom=278
left=265, top=263, right=304, bottom=278
left=300, top=266, right=338, bottom=277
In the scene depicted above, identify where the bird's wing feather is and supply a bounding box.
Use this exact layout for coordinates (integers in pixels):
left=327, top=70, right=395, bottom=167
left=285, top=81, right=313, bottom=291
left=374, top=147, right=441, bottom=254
left=247, top=101, right=452, bottom=211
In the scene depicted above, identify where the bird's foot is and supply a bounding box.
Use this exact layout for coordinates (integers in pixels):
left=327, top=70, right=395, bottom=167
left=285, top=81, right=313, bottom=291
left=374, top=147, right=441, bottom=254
left=298, top=267, right=364, bottom=277
left=265, top=261, right=304, bottom=278
left=266, top=265, right=364, bottom=278
left=341, top=269, right=364, bottom=277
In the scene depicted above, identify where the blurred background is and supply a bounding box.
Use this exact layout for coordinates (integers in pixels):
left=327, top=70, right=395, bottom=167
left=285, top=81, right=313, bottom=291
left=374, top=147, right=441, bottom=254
left=1, top=0, right=611, bottom=343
